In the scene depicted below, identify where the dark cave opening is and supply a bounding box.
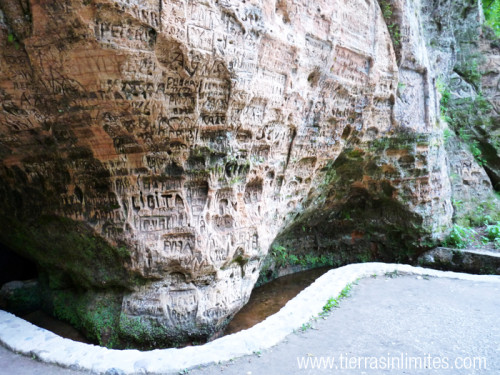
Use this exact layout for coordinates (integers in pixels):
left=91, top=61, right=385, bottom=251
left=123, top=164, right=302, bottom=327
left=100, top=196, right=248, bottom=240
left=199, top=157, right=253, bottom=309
left=0, top=242, right=38, bottom=286
left=483, top=165, right=500, bottom=192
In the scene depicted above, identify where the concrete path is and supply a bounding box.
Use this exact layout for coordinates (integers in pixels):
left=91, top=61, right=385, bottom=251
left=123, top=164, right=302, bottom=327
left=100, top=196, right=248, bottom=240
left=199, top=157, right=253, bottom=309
left=1, top=270, right=499, bottom=374
left=190, top=275, right=500, bottom=375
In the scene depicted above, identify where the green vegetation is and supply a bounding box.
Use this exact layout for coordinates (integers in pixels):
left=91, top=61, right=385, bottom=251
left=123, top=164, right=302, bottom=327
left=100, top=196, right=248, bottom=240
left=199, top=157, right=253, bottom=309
left=118, top=312, right=219, bottom=350
left=119, top=315, right=175, bottom=349
left=322, top=296, right=339, bottom=312
left=6, top=33, right=20, bottom=49
left=229, top=176, right=244, bottom=185
left=320, top=283, right=353, bottom=316
left=369, top=133, right=430, bottom=152
left=380, top=0, right=401, bottom=46
left=1, top=282, right=41, bottom=315
left=318, top=283, right=354, bottom=318
left=443, top=225, right=477, bottom=249
left=454, top=53, right=483, bottom=90
left=51, top=288, right=217, bottom=349
left=0, top=215, right=141, bottom=289
left=440, top=87, right=493, bottom=166
left=261, top=244, right=338, bottom=273
left=436, top=77, right=451, bottom=118
left=299, top=322, right=313, bottom=332
left=443, top=128, right=453, bottom=144
left=484, top=0, right=500, bottom=36
left=296, top=283, right=355, bottom=333
left=436, top=5, right=500, bottom=170
left=268, top=245, right=339, bottom=269
left=486, top=222, right=500, bottom=248
left=52, top=290, right=123, bottom=348
left=486, top=222, right=500, bottom=239
left=454, top=196, right=500, bottom=227
left=257, top=244, right=342, bottom=286
left=448, top=196, right=500, bottom=250
left=441, top=220, right=500, bottom=250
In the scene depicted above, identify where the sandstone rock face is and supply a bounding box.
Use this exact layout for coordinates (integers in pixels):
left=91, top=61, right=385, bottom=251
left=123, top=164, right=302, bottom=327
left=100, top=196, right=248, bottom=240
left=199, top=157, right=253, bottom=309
left=479, top=32, right=500, bottom=190
left=0, top=0, right=496, bottom=347
left=417, top=0, right=500, bottom=227
left=269, top=0, right=458, bottom=268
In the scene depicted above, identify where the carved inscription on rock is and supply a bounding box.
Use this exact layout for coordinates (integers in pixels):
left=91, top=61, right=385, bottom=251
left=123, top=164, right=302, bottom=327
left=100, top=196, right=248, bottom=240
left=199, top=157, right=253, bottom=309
left=0, top=0, right=406, bottom=342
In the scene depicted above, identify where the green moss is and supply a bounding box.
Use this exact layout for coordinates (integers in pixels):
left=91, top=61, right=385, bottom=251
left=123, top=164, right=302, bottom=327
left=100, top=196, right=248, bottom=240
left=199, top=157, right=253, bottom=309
left=346, top=149, right=365, bottom=159
left=264, top=139, right=441, bottom=281
left=330, top=153, right=364, bottom=182
left=119, top=315, right=171, bottom=348
left=117, top=313, right=219, bottom=350
left=1, top=282, right=41, bottom=315
left=0, top=215, right=142, bottom=289
left=454, top=54, right=483, bottom=89
left=51, top=290, right=80, bottom=327
left=51, top=290, right=122, bottom=348
left=440, top=81, right=496, bottom=168
left=368, top=134, right=430, bottom=152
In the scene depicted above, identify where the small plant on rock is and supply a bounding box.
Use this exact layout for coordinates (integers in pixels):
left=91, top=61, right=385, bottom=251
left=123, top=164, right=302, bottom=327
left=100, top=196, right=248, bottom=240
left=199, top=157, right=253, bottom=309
left=443, top=225, right=477, bottom=249
left=322, top=297, right=339, bottom=314
left=319, top=283, right=354, bottom=318
left=486, top=222, right=500, bottom=241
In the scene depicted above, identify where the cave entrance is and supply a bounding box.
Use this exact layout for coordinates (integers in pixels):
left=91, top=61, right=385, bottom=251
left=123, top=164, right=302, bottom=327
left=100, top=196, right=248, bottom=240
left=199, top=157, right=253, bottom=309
left=0, top=242, right=92, bottom=344
left=0, top=242, right=38, bottom=286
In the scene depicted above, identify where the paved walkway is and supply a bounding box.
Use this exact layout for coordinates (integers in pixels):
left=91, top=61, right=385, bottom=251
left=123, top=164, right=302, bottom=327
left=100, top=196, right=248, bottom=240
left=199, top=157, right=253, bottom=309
left=1, top=274, right=499, bottom=374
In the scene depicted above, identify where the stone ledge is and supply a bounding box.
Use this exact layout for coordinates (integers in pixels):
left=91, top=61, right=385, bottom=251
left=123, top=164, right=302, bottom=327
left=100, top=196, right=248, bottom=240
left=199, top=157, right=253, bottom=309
left=1, top=263, right=499, bottom=374
left=418, top=247, right=500, bottom=275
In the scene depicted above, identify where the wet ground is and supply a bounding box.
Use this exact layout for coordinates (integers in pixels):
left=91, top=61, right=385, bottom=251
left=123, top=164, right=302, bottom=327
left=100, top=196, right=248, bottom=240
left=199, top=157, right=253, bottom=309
left=15, top=267, right=331, bottom=344
left=224, top=267, right=331, bottom=335
left=2, top=274, right=499, bottom=374
left=21, top=310, right=91, bottom=344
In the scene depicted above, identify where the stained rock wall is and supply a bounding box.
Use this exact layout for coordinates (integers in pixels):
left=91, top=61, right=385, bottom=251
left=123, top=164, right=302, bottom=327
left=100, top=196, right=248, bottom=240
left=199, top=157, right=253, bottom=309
left=419, top=0, right=500, bottom=225
left=0, top=0, right=495, bottom=347
left=269, top=0, right=456, bottom=271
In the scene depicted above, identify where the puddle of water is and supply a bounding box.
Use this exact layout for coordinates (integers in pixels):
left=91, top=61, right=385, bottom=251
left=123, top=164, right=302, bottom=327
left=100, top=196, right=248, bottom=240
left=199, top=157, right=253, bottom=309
left=15, top=267, right=331, bottom=347
left=22, top=310, right=92, bottom=344
left=224, top=267, right=331, bottom=335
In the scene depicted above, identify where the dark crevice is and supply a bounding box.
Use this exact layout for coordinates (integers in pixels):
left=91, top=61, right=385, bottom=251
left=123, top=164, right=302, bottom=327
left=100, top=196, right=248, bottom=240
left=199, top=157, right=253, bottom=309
left=0, top=242, right=38, bottom=285
left=484, top=165, right=500, bottom=191
left=283, top=127, right=297, bottom=172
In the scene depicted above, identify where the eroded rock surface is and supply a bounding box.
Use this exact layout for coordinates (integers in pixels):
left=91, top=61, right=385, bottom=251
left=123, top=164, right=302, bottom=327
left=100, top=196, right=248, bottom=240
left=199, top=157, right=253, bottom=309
left=0, top=0, right=496, bottom=347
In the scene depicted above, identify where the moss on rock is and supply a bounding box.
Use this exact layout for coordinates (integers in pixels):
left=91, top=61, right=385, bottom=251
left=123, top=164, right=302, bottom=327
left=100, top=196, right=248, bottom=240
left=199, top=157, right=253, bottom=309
left=0, top=215, right=141, bottom=289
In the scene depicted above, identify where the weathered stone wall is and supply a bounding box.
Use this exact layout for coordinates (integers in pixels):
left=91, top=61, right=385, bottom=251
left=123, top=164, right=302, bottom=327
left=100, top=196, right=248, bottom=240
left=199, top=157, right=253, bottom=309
left=418, top=0, right=500, bottom=225
left=268, top=0, right=457, bottom=274
left=0, top=0, right=496, bottom=347
left=0, top=0, right=402, bottom=347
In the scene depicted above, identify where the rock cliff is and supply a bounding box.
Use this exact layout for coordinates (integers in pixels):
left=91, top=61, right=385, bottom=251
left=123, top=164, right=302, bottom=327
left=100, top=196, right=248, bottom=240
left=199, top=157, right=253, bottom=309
left=0, top=0, right=497, bottom=347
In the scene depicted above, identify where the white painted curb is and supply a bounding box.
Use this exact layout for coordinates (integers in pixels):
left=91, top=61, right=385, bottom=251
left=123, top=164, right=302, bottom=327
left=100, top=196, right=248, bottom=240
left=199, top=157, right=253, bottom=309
left=1, top=263, right=499, bottom=374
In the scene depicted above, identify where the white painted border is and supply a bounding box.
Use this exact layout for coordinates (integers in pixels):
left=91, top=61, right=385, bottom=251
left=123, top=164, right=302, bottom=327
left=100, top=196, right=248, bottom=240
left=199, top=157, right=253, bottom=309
left=1, top=263, right=499, bottom=374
